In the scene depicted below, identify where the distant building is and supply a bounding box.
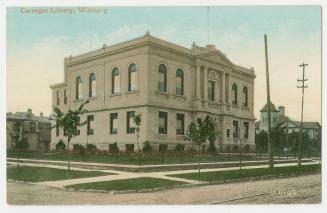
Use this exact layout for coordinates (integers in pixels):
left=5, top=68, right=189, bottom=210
left=6, top=109, right=51, bottom=151
left=256, top=102, right=321, bottom=139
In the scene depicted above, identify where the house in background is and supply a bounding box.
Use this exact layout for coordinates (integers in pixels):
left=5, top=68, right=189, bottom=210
left=255, top=102, right=321, bottom=139
left=50, top=32, right=256, bottom=152
left=6, top=109, right=51, bottom=151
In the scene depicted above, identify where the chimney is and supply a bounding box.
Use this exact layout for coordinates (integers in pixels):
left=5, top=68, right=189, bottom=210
left=40, top=112, right=43, bottom=117
left=27, top=108, right=32, bottom=118
left=278, top=106, right=285, bottom=121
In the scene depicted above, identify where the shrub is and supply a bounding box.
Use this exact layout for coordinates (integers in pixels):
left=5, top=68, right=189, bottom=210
left=15, top=138, right=29, bottom=150
left=109, top=142, right=119, bottom=153
left=56, top=139, right=66, bottom=151
left=73, top=144, right=86, bottom=155
left=175, top=143, right=185, bottom=152
left=142, top=141, right=153, bottom=152
left=86, top=144, right=97, bottom=151
left=207, top=142, right=217, bottom=153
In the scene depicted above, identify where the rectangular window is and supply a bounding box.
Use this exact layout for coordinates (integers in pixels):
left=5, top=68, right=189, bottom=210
left=227, top=129, right=230, bottom=138
left=158, top=72, right=167, bottom=92
left=127, top=111, right=135, bottom=133
left=110, top=113, right=118, bottom=134
left=176, top=113, right=185, bottom=135
left=76, top=116, right=80, bottom=135
left=159, top=144, right=168, bottom=152
left=125, top=144, right=134, bottom=153
left=56, top=90, right=60, bottom=105
left=208, top=80, right=215, bottom=101
left=244, top=122, right=249, bottom=139
left=87, top=115, right=94, bottom=135
left=129, top=71, right=138, bottom=91
left=159, top=111, right=168, bottom=134
left=64, top=89, right=67, bottom=104
left=233, top=120, right=239, bottom=138
left=56, top=126, right=59, bottom=136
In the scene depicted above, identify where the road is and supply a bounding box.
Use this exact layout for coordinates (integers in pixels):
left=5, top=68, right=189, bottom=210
left=7, top=174, right=321, bottom=205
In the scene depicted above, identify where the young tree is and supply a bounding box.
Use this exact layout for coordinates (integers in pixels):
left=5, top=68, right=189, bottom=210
left=9, top=121, right=24, bottom=168
left=185, top=115, right=219, bottom=175
left=52, top=101, right=89, bottom=174
left=133, top=113, right=142, bottom=165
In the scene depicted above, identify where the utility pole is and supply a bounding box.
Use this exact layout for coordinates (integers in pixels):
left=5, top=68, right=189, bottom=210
left=297, top=63, right=308, bottom=166
left=264, top=34, right=274, bottom=169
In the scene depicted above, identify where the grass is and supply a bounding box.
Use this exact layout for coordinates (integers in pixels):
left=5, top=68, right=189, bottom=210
left=7, top=166, right=108, bottom=182
left=65, top=177, right=185, bottom=191
left=169, top=164, right=321, bottom=182
left=7, top=150, right=266, bottom=165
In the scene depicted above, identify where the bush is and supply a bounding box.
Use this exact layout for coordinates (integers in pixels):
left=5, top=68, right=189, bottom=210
left=207, top=142, right=217, bottom=153
left=142, top=141, right=153, bottom=152
left=73, top=144, right=86, bottom=155
left=175, top=143, right=185, bottom=152
left=56, top=139, right=66, bottom=151
left=86, top=144, right=97, bottom=151
left=109, top=142, right=119, bottom=153
left=15, top=138, right=29, bottom=150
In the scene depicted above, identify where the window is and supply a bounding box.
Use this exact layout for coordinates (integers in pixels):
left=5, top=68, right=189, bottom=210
left=127, top=111, right=135, bottom=134
left=244, top=122, right=249, bottom=139
left=232, top=83, right=238, bottom=105
left=75, top=116, right=80, bottom=135
left=128, top=63, right=138, bottom=91
left=233, top=120, right=239, bottom=138
left=176, top=113, right=185, bottom=135
left=159, top=111, right=168, bottom=134
left=112, top=67, right=120, bottom=94
left=110, top=113, right=118, bottom=134
left=87, top=115, right=94, bottom=135
left=176, top=69, right=184, bottom=95
left=56, top=125, right=59, bottom=136
left=125, top=144, right=134, bottom=153
left=227, top=129, right=230, bottom=138
left=158, top=64, right=167, bottom=92
left=243, top=86, right=248, bottom=107
left=89, top=73, right=96, bottom=97
left=76, top=76, right=83, bottom=100
left=159, top=144, right=168, bottom=152
left=64, top=89, right=67, bottom=104
left=56, top=90, right=60, bottom=105
left=208, top=80, right=215, bottom=101
left=263, top=117, right=267, bottom=124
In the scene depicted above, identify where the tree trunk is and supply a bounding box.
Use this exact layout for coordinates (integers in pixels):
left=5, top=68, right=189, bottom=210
left=67, top=137, right=71, bottom=175
left=198, top=145, right=201, bottom=176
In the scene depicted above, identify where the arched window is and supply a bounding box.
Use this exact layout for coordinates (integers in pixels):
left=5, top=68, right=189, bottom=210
left=232, top=83, right=238, bottom=105
left=176, top=69, right=184, bottom=95
left=243, top=86, right=248, bottom=107
left=76, top=76, right=83, bottom=100
left=158, top=64, right=167, bottom=92
left=89, top=73, right=96, bottom=97
left=112, top=67, right=120, bottom=94
left=128, top=63, right=138, bottom=91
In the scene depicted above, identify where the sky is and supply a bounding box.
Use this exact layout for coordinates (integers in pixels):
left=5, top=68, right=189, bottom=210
left=6, top=6, right=322, bottom=122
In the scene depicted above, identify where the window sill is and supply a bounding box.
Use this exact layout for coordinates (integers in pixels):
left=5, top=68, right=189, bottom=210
left=231, top=104, right=239, bottom=108
left=173, top=94, right=187, bottom=100
left=155, top=91, right=169, bottom=96
left=74, top=99, right=84, bottom=102
left=109, top=93, right=122, bottom=97
left=126, top=90, right=139, bottom=95
left=241, top=105, right=250, bottom=110
left=87, top=96, right=97, bottom=101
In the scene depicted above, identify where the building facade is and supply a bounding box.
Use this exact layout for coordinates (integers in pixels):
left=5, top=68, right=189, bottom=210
left=50, top=32, right=256, bottom=152
left=6, top=109, right=51, bottom=151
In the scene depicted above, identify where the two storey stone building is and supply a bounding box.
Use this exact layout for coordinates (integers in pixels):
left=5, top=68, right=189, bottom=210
left=50, top=32, right=256, bottom=152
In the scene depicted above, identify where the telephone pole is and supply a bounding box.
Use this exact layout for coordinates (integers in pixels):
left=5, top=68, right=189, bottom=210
left=297, top=63, right=308, bottom=166
left=264, top=34, right=274, bottom=169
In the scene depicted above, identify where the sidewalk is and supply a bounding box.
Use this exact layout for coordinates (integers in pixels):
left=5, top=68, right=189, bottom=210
left=7, top=159, right=318, bottom=189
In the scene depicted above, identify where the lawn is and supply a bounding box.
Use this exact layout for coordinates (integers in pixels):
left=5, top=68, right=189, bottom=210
left=7, top=166, right=109, bottom=182
left=169, top=164, right=321, bottom=182
left=65, top=177, right=186, bottom=191
left=7, top=150, right=264, bottom=165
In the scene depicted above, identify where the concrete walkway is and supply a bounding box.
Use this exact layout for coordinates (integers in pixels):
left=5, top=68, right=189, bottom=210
left=7, top=160, right=319, bottom=189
